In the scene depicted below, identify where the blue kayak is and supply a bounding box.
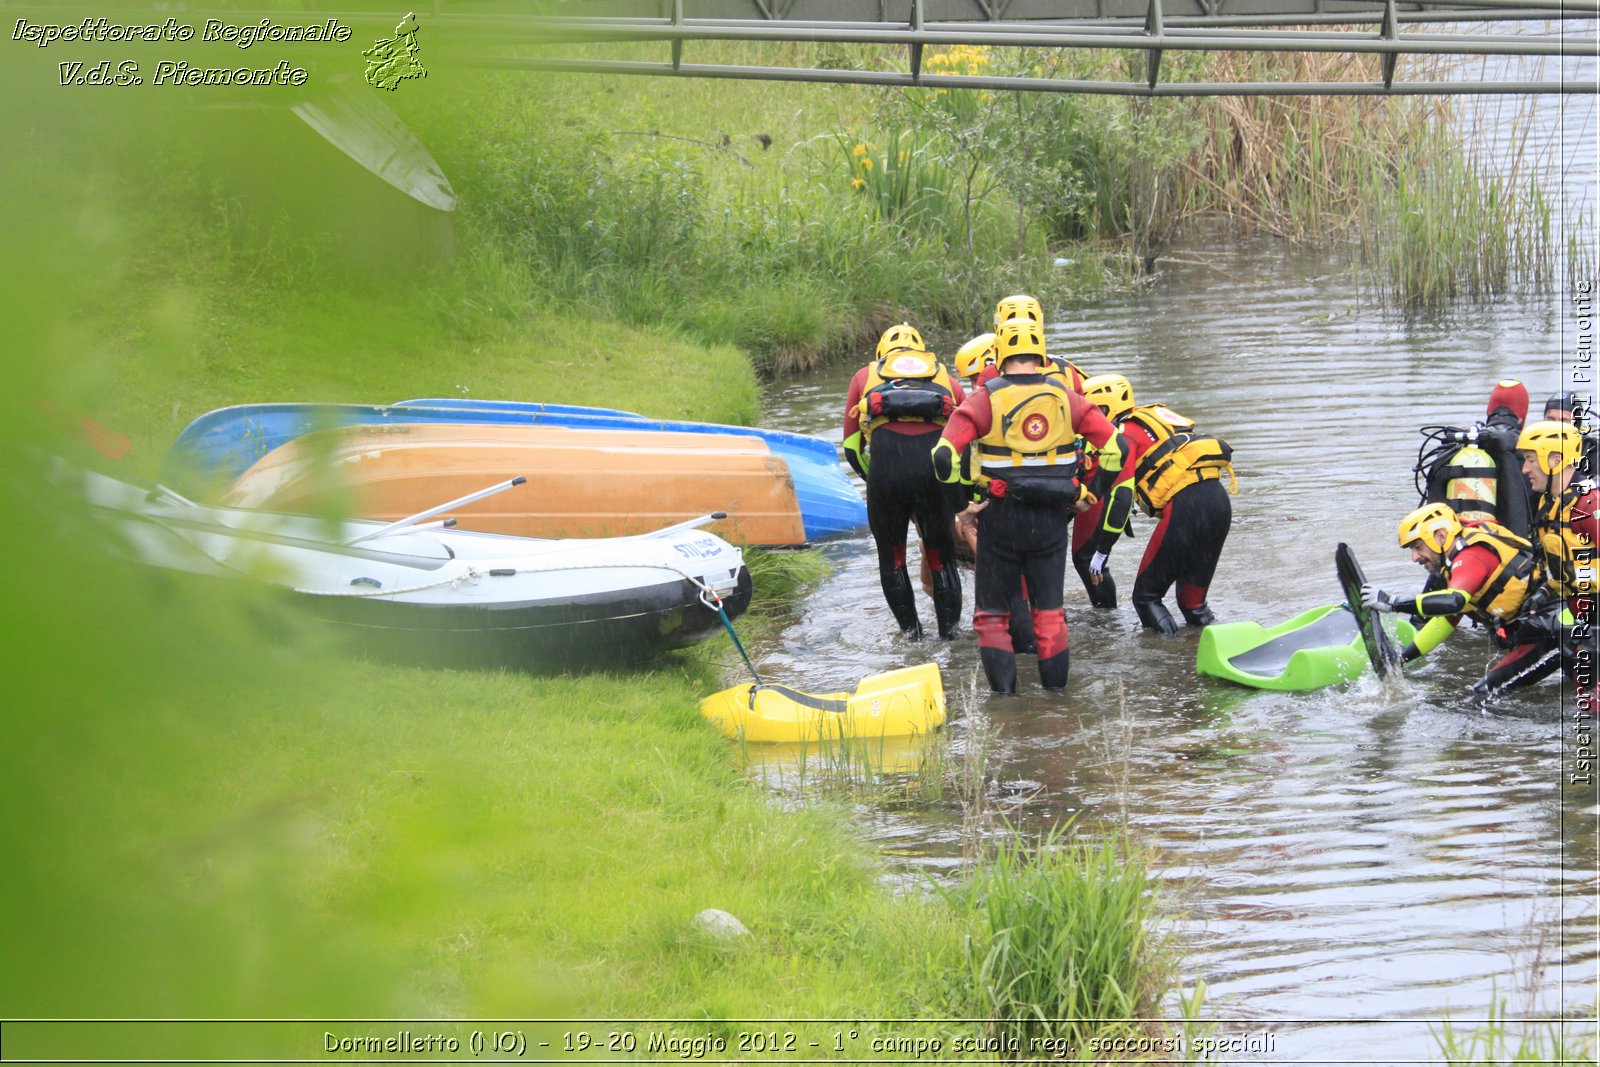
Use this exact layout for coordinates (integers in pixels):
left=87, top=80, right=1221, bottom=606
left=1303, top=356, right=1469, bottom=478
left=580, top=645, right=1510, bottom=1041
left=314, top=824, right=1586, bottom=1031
left=160, top=401, right=866, bottom=542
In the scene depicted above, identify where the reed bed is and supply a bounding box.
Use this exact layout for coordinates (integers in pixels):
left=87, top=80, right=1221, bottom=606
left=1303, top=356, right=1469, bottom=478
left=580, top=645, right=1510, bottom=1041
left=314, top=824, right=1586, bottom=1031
left=389, top=35, right=1576, bottom=372
left=951, top=822, right=1181, bottom=1057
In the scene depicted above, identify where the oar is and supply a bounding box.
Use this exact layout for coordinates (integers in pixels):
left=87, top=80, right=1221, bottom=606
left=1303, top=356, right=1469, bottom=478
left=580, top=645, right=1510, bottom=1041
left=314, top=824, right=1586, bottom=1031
left=343, top=475, right=526, bottom=546
left=635, top=511, right=728, bottom=538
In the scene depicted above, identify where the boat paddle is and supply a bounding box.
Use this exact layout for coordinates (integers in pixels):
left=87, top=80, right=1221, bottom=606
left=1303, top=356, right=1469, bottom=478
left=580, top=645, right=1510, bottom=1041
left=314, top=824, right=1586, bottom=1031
left=342, top=475, right=527, bottom=546
left=1334, top=542, right=1403, bottom=677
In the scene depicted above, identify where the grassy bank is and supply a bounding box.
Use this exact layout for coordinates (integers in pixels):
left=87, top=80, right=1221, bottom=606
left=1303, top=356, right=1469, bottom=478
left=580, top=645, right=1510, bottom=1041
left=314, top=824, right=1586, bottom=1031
left=1, top=64, right=1200, bottom=1059
left=379, top=39, right=1571, bottom=369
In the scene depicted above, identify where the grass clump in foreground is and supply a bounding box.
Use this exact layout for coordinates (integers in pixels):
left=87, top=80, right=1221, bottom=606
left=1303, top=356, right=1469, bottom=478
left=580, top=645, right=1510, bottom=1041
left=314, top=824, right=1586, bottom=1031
left=1433, top=996, right=1599, bottom=1065
left=947, top=823, right=1207, bottom=1061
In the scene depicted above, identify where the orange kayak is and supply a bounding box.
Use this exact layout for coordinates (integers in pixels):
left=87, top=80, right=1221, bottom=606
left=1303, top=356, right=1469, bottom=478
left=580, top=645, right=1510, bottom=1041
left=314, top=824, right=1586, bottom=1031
left=219, top=422, right=808, bottom=546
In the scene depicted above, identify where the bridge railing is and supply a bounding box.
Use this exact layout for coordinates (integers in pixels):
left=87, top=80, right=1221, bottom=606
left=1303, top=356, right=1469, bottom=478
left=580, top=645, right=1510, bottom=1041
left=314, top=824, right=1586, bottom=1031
left=466, top=0, right=1598, bottom=95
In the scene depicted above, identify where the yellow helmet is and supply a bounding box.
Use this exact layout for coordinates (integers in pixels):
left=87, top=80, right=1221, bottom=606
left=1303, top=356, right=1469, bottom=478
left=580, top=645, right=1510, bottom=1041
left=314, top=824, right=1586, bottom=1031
left=954, top=332, right=996, bottom=380
left=1081, top=373, right=1135, bottom=421
left=1397, top=502, right=1463, bottom=552
left=1516, top=419, right=1584, bottom=475
left=993, top=294, right=1044, bottom=330
left=992, top=316, right=1046, bottom=369
left=876, top=322, right=925, bottom=359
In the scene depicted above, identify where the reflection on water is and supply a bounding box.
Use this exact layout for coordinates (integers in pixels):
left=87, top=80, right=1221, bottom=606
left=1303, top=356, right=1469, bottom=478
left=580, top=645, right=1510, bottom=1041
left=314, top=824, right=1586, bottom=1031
left=753, top=230, right=1597, bottom=1061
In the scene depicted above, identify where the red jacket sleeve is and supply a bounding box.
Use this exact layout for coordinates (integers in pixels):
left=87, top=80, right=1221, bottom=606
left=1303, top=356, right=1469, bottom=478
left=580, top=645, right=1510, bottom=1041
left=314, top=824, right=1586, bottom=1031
left=1571, top=488, right=1600, bottom=547
left=842, top=366, right=868, bottom=441
left=940, top=387, right=993, bottom=453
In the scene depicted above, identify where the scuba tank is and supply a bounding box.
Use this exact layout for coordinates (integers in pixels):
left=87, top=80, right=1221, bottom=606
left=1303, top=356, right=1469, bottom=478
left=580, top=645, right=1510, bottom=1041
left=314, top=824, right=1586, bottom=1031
left=1414, top=424, right=1533, bottom=537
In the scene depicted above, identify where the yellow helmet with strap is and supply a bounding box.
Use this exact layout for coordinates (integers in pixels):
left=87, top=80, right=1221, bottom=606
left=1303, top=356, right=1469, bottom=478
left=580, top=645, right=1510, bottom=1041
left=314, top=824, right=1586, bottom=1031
left=1517, top=419, right=1584, bottom=476
left=1398, top=502, right=1463, bottom=552
left=993, top=294, right=1043, bottom=330
left=992, top=316, right=1046, bottom=370
left=1082, top=374, right=1135, bottom=422
left=954, top=333, right=996, bottom=380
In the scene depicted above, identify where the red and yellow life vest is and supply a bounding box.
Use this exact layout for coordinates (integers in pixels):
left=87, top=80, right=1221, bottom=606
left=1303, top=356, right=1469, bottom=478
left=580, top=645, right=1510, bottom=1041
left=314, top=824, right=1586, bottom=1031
left=857, top=351, right=957, bottom=441
left=974, top=376, right=1079, bottom=503
left=1444, top=520, right=1537, bottom=623
left=1121, top=404, right=1237, bottom=516
left=1534, top=485, right=1596, bottom=597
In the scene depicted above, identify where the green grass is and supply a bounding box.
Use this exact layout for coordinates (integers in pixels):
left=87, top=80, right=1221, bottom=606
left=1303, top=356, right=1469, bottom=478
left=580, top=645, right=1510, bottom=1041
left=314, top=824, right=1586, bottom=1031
left=946, top=822, right=1189, bottom=1058
left=1432, top=996, right=1599, bottom=1065
left=3, top=50, right=1208, bottom=1052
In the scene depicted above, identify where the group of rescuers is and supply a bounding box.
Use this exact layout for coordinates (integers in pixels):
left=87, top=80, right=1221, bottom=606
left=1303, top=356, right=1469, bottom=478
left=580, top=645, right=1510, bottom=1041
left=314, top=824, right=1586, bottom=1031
left=842, top=294, right=1237, bottom=696
left=1359, top=380, right=1597, bottom=699
left=843, top=302, right=1596, bottom=701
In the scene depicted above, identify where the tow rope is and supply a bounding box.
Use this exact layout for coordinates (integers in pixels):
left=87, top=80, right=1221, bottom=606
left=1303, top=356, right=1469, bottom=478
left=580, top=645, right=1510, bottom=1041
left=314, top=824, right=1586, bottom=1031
left=700, top=585, right=762, bottom=685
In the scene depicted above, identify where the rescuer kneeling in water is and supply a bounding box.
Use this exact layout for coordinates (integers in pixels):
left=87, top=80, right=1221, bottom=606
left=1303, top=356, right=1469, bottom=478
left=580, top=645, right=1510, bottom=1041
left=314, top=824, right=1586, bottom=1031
left=931, top=317, right=1125, bottom=694
left=1513, top=420, right=1600, bottom=698
left=1079, top=374, right=1237, bottom=635
left=1542, top=390, right=1600, bottom=475
left=842, top=322, right=967, bottom=639
left=1360, top=502, right=1550, bottom=695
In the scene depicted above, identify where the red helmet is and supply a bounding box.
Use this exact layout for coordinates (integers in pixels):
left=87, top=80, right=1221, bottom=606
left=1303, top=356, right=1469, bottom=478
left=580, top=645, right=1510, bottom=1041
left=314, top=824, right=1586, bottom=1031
left=1487, top=379, right=1528, bottom=424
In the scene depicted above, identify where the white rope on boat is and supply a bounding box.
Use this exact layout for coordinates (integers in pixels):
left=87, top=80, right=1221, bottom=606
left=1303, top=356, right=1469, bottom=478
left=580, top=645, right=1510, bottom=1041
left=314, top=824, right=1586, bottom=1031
left=292, top=567, right=489, bottom=598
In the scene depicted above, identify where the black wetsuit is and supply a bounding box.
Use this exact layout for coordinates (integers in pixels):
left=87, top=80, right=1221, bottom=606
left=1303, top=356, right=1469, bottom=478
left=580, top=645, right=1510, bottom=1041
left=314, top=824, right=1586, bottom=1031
left=1132, top=478, right=1233, bottom=631
left=865, top=429, right=964, bottom=639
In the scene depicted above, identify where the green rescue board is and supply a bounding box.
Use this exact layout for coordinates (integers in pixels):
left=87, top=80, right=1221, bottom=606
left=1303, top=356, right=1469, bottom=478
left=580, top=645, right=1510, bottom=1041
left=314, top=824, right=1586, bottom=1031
left=1196, top=603, right=1416, bottom=691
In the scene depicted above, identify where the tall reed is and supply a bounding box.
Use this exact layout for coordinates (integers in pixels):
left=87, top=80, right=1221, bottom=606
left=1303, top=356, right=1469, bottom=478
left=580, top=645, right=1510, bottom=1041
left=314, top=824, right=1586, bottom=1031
left=955, top=822, right=1174, bottom=1054
left=1432, top=994, right=1599, bottom=1065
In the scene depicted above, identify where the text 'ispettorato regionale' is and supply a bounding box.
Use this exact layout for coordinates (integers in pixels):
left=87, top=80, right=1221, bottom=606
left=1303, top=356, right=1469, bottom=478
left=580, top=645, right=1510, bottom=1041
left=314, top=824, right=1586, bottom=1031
left=13, top=16, right=354, bottom=87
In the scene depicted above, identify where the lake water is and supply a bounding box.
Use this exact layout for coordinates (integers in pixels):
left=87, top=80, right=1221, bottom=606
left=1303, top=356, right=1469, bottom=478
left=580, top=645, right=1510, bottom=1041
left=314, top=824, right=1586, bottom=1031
left=746, top=76, right=1597, bottom=1064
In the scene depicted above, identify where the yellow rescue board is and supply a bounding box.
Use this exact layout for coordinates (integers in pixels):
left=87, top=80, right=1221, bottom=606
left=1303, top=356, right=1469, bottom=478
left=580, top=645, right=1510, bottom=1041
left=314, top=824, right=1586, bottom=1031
left=700, top=663, right=945, bottom=744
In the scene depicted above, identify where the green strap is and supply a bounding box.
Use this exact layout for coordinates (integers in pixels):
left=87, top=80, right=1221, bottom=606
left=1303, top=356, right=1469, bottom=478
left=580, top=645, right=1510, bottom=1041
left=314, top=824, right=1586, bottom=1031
left=712, top=598, right=762, bottom=686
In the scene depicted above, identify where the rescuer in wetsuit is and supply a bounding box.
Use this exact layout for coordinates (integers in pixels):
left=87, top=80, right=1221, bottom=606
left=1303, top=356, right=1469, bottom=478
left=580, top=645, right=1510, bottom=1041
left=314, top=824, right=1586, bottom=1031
left=842, top=323, right=967, bottom=640
left=991, top=293, right=1090, bottom=391
left=931, top=317, right=1125, bottom=694
left=1543, top=390, right=1600, bottom=476
left=988, top=297, right=1101, bottom=607
left=1504, top=420, right=1600, bottom=697
left=1080, top=374, right=1236, bottom=635
left=1360, top=502, right=1547, bottom=695
left=950, top=327, right=1041, bottom=653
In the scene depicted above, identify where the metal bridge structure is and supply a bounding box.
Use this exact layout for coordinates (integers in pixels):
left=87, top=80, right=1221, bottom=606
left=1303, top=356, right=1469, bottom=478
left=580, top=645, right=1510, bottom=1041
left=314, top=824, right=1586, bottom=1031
left=468, top=0, right=1599, bottom=95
